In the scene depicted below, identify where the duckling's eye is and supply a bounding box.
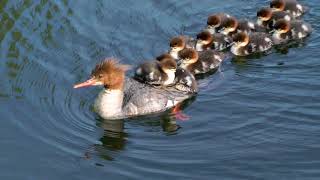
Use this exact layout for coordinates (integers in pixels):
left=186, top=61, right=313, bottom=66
left=98, top=74, right=103, bottom=78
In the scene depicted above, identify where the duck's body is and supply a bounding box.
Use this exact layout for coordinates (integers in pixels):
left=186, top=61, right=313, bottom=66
left=270, top=0, right=306, bottom=18
left=257, top=7, right=293, bottom=30
left=179, top=48, right=225, bottom=75
left=237, top=19, right=257, bottom=34
left=169, top=36, right=196, bottom=59
left=272, top=20, right=312, bottom=44
left=231, top=32, right=273, bottom=56
left=206, top=13, right=232, bottom=34
left=134, top=58, right=176, bottom=86
left=74, top=59, right=195, bottom=119
left=94, top=78, right=193, bottom=119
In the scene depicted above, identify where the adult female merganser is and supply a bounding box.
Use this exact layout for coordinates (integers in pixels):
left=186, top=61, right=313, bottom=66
left=231, top=32, right=273, bottom=56
left=272, top=19, right=312, bottom=44
left=219, top=17, right=257, bottom=35
left=168, top=36, right=195, bottom=59
left=205, top=13, right=232, bottom=34
left=134, top=57, right=177, bottom=86
left=178, top=48, right=224, bottom=75
left=74, top=59, right=195, bottom=119
left=196, top=31, right=232, bottom=51
left=257, top=7, right=293, bottom=30
left=270, top=0, right=306, bottom=18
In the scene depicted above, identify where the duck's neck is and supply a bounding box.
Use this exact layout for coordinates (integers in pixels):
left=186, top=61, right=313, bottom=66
left=94, top=88, right=124, bottom=118
left=163, top=71, right=175, bottom=85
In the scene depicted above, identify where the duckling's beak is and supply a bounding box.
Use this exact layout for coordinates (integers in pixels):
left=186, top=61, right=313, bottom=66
left=269, top=29, right=276, bottom=33
left=218, top=27, right=225, bottom=33
left=73, top=77, right=97, bottom=89
left=227, top=42, right=235, bottom=47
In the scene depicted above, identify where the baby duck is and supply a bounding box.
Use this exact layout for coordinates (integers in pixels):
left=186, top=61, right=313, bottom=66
left=169, top=36, right=195, bottom=59
left=220, top=17, right=257, bottom=35
left=272, top=19, right=312, bottom=44
left=231, top=32, right=273, bottom=56
left=257, top=7, right=293, bottom=30
left=196, top=31, right=232, bottom=51
left=134, top=56, right=177, bottom=86
left=178, top=48, right=224, bottom=75
left=206, top=13, right=232, bottom=34
left=270, top=0, right=306, bottom=18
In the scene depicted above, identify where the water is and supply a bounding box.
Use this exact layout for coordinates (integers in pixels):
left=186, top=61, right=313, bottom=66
left=1, top=0, right=320, bottom=179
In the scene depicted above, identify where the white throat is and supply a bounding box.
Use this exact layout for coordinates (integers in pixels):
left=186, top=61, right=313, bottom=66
left=196, top=42, right=204, bottom=51
left=94, top=89, right=124, bottom=118
left=163, top=70, right=176, bottom=85
left=169, top=50, right=179, bottom=59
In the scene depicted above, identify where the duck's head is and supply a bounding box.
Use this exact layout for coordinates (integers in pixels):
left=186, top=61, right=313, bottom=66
left=74, top=59, right=130, bottom=90
left=220, top=17, right=238, bottom=35
left=178, top=48, right=198, bottom=68
left=156, top=53, right=173, bottom=61
left=158, top=55, right=177, bottom=74
left=232, top=32, right=250, bottom=47
left=257, top=7, right=273, bottom=25
left=207, top=14, right=222, bottom=29
left=169, top=36, right=186, bottom=52
left=196, top=31, right=213, bottom=46
left=270, top=0, right=285, bottom=11
left=273, top=19, right=290, bottom=34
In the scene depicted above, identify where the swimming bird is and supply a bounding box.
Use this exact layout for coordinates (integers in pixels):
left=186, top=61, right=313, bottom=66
left=205, top=13, right=232, bottom=34
left=270, top=0, right=306, bottom=18
left=272, top=19, right=312, bottom=44
left=168, top=36, right=195, bottom=59
left=257, top=7, right=294, bottom=30
left=178, top=48, right=225, bottom=75
left=230, top=32, right=273, bottom=56
left=196, top=31, right=232, bottom=51
left=74, top=59, right=195, bottom=119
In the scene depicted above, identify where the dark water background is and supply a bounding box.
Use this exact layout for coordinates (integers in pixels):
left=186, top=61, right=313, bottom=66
left=1, top=0, right=320, bottom=179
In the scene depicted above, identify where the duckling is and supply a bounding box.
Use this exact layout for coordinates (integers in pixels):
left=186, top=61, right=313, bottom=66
left=257, top=7, right=294, bottom=30
left=168, top=36, right=195, bottom=59
left=272, top=19, right=312, bottom=44
left=178, top=48, right=225, bottom=75
left=270, top=0, right=306, bottom=18
left=205, top=13, right=232, bottom=34
left=220, top=17, right=258, bottom=35
left=134, top=57, right=177, bottom=86
left=156, top=53, right=198, bottom=93
left=196, top=31, right=232, bottom=51
left=231, top=32, right=273, bottom=56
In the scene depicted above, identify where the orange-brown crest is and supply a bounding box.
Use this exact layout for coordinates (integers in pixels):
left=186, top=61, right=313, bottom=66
left=257, top=7, right=273, bottom=20
left=178, top=48, right=199, bottom=61
left=196, top=31, right=213, bottom=42
left=207, top=15, right=221, bottom=26
left=169, top=36, right=186, bottom=48
left=270, top=0, right=285, bottom=11
left=274, top=19, right=290, bottom=32
left=91, top=58, right=130, bottom=90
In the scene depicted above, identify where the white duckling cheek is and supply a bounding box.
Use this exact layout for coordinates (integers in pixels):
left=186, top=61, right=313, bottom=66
left=169, top=50, right=179, bottom=59
left=257, top=19, right=263, bottom=26
left=163, top=70, right=176, bottom=85
left=196, top=41, right=204, bottom=51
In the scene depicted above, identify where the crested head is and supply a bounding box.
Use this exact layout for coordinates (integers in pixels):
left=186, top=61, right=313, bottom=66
left=274, top=19, right=290, bottom=33
left=169, top=36, right=186, bottom=51
left=257, top=7, right=273, bottom=21
left=196, top=31, right=213, bottom=45
left=233, top=32, right=250, bottom=47
left=156, top=53, right=173, bottom=61
left=207, top=14, right=221, bottom=27
left=270, top=0, right=285, bottom=11
left=178, top=48, right=198, bottom=65
left=74, top=58, right=130, bottom=90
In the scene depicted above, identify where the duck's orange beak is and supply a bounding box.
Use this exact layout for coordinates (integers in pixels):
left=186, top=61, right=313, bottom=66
left=73, top=78, right=97, bottom=89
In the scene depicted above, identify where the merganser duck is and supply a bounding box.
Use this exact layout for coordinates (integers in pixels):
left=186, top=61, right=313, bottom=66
left=134, top=57, right=177, bottom=86
left=74, top=59, right=195, bottom=119
left=206, top=13, right=232, bottom=34
left=196, top=31, right=232, bottom=51
left=257, top=7, right=293, bottom=30
left=272, top=19, right=312, bottom=44
left=169, top=36, right=195, bottom=59
left=178, top=48, right=224, bottom=75
left=270, top=0, right=306, bottom=18
left=231, top=32, right=273, bottom=56
left=220, top=17, right=258, bottom=35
